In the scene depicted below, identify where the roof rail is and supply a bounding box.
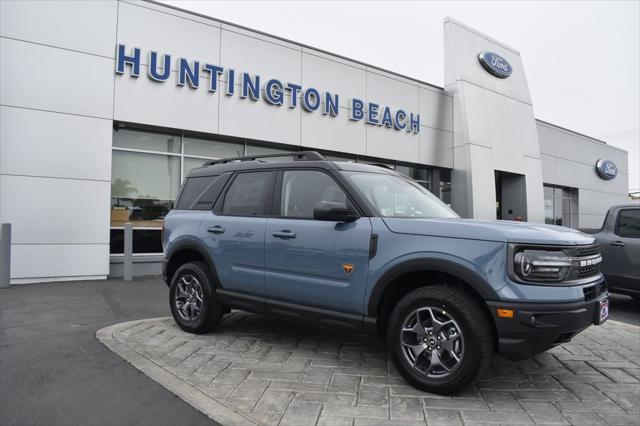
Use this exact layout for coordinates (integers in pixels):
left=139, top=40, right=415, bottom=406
left=204, top=150, right=325, bottom=166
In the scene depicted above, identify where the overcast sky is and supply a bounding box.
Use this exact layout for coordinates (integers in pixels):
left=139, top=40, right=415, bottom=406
left=160, top=0, right=639, bottom=192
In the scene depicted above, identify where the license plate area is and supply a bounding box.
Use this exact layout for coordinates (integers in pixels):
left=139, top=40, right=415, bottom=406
left=595, top=298, right=609, bottom=325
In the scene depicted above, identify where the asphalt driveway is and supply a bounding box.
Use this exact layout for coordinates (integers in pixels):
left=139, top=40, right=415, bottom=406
left=0, top=277, right=215, bottom=426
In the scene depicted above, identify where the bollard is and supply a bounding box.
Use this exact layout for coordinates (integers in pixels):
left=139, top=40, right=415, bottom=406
left=0, top=223, right=10, bottom=288
left=123, top=223, right=133, bottom=282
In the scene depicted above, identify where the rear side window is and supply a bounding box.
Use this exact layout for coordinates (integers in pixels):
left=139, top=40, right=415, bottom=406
left=616, top=209, right=640, bottom=238
left=221, top=172, right=271, bottom=216
left=176, top=176, right=215, bottom=210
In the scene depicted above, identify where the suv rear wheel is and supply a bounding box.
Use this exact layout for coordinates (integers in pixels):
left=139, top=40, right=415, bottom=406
left=169, top=261, right=223, bottom=334
left=387, top=286, right=493, bottom=395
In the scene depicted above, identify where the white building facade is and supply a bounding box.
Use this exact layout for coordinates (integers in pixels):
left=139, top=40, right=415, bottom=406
left=0, top=0, right=629, bottom=283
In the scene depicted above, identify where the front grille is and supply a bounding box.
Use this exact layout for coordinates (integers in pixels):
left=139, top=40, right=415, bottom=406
left=576, top=245, right=600, bottom=257
left=578, top=262, right=601, bottom=279
left=566, top=244, right=602, bottom=280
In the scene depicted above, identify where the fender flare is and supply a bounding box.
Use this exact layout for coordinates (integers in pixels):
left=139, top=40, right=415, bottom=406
left=165, top=237, right=222, bottom=288
left=366, top=258, right=499, bottom=317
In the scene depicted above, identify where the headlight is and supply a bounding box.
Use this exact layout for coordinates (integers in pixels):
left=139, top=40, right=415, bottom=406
left=513, top=249, right=572, bottom=282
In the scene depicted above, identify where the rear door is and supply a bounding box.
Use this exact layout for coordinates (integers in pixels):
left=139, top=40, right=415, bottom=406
left=200, top=171, right=275, bottom=298
left=264, top=169, right=372, bottom=317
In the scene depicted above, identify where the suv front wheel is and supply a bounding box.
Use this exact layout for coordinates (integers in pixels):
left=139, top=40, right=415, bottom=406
left=387, top=286, right=493, bottom=395
left=169, top=261, right=223, bottom=334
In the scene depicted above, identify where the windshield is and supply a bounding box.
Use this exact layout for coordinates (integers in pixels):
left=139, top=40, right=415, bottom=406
left=345, top=172, right=458, bottom=219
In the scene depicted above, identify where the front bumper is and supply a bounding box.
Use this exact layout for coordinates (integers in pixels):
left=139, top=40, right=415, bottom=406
left=487, top=290, right=609, bottom=361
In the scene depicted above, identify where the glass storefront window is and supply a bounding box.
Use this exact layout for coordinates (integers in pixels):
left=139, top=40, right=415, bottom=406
left=113, top=129, right=181, bottom=153
left=246, top=144, right=290, bottom=156
left=184, top=157, right=209, bottom=176
left=544, top=184, right=578, bottom=227
left=111, top=150, right=179, bottom=228
left=439, top=169, right=451, bottom=206
left=184, top=137, right=244, bottom=158
left=111, top=126, right=455, bottom=254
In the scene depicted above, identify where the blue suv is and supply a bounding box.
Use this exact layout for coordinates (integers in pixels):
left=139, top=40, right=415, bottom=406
left=162, top=151, right=609, bottom=394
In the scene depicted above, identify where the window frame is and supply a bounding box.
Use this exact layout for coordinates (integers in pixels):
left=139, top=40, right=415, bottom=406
left=213, top=170, right=276, bottom=218
left=271, top=168, right=360, bottom=221
left=614, top=208, right=640, bottom=239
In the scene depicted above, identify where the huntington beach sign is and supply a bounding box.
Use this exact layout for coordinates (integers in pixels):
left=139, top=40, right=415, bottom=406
left=115, top=44, right=421, bottom=134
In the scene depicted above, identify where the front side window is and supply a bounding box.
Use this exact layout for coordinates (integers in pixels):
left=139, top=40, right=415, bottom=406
left=280, top=170, right=347, bottom=219
left=616, top=209, right=640, bottom=238
left=346, top=172, right=458, bottom=219
left=222, top=172, right=271, bottom=216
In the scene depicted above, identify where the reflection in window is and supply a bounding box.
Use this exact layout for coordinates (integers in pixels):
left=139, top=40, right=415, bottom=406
left=281, top=171, right=346, bottom=218
left=111, top=150, right=179, bottom=228
left=113, top=129, right=181, bottom=153
left=184, top=137, right=243, bottom=158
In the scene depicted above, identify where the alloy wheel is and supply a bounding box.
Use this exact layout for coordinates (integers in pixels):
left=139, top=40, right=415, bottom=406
left=174, top=274, right=204, bottom=321
left=400, top=306, right=464, bottom=378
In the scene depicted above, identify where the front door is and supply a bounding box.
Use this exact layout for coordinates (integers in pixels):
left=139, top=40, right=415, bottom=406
left=607, top=208, right=640, bottom=294
left=201, top=171, right=275, bottom=297
left=264, top=170, right=372, bottom=316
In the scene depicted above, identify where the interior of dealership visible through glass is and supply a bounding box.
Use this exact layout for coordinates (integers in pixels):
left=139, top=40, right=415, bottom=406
left=110, top=125, right=453, bottom=255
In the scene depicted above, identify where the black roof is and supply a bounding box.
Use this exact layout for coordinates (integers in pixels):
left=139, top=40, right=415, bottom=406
left=186, top=151, right=397, bottom=178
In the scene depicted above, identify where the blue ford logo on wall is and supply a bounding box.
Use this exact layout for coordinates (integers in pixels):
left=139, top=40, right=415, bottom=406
left=596, top=159, right=618, bottom=180
left=478, top=51, right=512, bottom=78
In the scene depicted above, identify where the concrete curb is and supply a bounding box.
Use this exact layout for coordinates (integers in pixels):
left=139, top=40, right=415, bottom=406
left=96, top=318, right=259, bottom=426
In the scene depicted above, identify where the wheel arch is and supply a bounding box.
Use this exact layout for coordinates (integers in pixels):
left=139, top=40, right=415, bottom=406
left=165, top=238, right=221, bottom=288
left=367, top=258, right=499, bottom=338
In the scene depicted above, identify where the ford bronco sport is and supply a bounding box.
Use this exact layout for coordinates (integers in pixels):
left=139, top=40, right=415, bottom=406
left=162, top=151, right=609, bottom=394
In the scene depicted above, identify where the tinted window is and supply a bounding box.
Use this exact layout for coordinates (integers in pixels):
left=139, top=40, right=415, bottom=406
left=280, top=170, right=347, bottom=219
left=191, top=174, right=231, bottom=210
left=222, top=172, right=271, bottom=216
left=616, top=209, right=640, bottom=238
left=176, top=176, right=216, bottom=210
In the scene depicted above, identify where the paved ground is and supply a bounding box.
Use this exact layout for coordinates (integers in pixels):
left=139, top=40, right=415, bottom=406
left=609, top=294, right=640, bottom=326
left=1, top=278, right=638, bottom=426
left=0, top=277, right=215, bottom=426
left=98, top=310, right=640, bottom=426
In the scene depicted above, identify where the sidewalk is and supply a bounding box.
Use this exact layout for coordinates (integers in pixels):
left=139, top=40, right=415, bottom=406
left=98, top=311, right=640, bottom=426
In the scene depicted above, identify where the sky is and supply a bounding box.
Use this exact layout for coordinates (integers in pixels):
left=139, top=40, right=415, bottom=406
left=160, top=0, right=640, bottom=193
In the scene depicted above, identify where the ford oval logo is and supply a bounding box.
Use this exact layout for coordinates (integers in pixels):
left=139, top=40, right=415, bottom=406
left=596, top=159, right=617, bottom=180
left=478, top=51, right=512, bottom=78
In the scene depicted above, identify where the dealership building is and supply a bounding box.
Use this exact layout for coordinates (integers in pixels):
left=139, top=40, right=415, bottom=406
left=0, top=0, right=630, bottom=283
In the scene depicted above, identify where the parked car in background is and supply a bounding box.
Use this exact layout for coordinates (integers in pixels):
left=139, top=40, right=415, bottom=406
left=581, top=204, right=640, bottom=302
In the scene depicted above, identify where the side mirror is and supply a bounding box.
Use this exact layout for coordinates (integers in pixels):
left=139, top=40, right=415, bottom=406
left=313, top=201, right=358, bottom=222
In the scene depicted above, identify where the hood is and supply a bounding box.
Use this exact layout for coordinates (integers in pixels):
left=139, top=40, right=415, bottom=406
left=382, top=218, right=596, bottom=246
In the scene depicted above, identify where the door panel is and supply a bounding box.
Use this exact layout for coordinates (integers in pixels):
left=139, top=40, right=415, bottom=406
left=264, top=169, right=372, bottom=316
left=201, top=213, right=267, bottom=296
left=609, top=208, right=640, bottom=294
left=265, top=217, right=372, bottom=315
left=200, top=170, right=274, bottom=297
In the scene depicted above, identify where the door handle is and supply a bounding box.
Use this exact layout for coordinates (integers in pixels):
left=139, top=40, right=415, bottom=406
left=610, top=240, right=625, bottom=247
left=272, top=230, right=296, bottom=239
left=207, top=226, right=225, bottom=234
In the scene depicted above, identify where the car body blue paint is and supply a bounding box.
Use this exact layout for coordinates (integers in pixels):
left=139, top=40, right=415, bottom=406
left=163, top=162, right=603, bottom=324
left=265, top=217, right=372, bottom=315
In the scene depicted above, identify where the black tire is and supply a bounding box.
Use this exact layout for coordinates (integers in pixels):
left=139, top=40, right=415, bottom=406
left=169, top=261, right=223, bottom=334
left=387, top=286, right=493, bottom=395
left=632, top=295, right=640, bottom=304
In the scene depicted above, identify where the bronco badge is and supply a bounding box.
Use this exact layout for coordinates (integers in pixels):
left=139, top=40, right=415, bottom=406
left=342, top=263, right=354, bottom=275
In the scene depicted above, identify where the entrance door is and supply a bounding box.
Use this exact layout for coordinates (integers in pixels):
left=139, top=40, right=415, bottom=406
left=264, top=169, right=372, bottom=317
left=495, top=171, right=527, bottom=221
